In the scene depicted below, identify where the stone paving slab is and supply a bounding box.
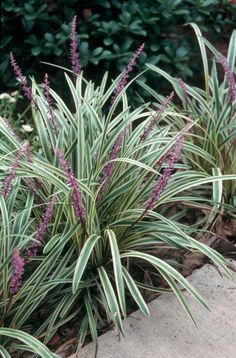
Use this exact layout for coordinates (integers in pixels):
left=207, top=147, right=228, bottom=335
left=79, top=260, right=236, bottom=358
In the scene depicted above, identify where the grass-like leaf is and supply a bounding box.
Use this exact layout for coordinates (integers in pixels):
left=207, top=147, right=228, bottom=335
left=0, top=328, right=58, bottom=357
left=106, top=229, right=126, bottom=316
left=72, top=234, right=101, bottom=293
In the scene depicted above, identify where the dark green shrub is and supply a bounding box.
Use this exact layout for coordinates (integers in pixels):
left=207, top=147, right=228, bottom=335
left=1, top=0, right=235, bottom=90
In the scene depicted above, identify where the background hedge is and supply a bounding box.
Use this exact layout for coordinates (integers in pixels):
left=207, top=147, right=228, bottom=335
left=1, top=0, right=235, bottom=91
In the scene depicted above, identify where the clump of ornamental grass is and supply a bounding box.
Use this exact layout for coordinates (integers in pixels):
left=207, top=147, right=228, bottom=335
left=0, top=21, right=235, bottom=357
left=142, top=24, right=236, bottom=218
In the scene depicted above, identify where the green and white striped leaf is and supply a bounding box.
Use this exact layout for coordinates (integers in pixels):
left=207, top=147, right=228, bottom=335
left=98, top=266, right=124, bottom=334
left=121, top=251, right=209, bottom=310
left=122, top=267, right=150, bottom=317
left=72, top=234, right=101, bottom=293
left=106, top=229, right=126, bottom=316
left=0, top=328, right=58, bottom=358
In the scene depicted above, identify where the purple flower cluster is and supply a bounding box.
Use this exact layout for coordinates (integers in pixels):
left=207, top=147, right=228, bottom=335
left=55, top=147, right=86, bottom=223
left=1, top=118, right=42, bottom=195
left=2, top=117, right=22, bottom=145
left=23, top=177, right=37, bottom=196
left=44, top=73, right=59, bottom=136
left=152, top=122, right=190, bottom=173
left=218, top=54, right=236, bottom=104
left=152, top=146, right=174, bottom=172
left=2, top=143, right=28, bottom=198
left=70, top=15, right=81, bottom=78
left=26, top=195, right=57, bottom=257
left=99, top=132, right=124, bottom=196
left=2, top=118, right=40, bottom=168
left=9, top=248, right=25, bottom=295
left=9, top=52, right=38, bottom=109
left=110, top=44, right=144, bottom=105
left=140, top=91, right=174, bottom=141
left=144, top=127, right=186, bottom=213
left=178, top=78, right=189, bottom=105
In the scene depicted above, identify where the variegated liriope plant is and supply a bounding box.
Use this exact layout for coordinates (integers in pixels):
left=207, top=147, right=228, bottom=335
left=141, top=24, right=236, bottom=226
left=0, top=18, right=235, bottom=357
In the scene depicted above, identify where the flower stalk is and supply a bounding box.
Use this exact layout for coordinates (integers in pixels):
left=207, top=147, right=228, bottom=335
left=1, top=118, right=42, bottom=196
left=218, top=54, right=236, bottom=104
left=2, top=143, right=28, bottom=198
left=123, top=125, right=189, bottom=237
left=99, top=132, right=124, bottom=198
left=110, top=44, right=144, bottom=106
left=178, top=78, right=189, bottom=106
left=140, top=91, right=174, bottom=141
left=44, top=73, right=59, bottom=136
left=144, top=124, right=190, bottom=213
left=26, top=195, right=57, bottom=257
left=55, top=147, right=86, bottom=228
left=9, top=52, right=38, bottom=109
left=70, top=15, right=81, bottom=78
left=144, top=139, right=183, bottom=213
left=9, top=248, right=25, bottom=295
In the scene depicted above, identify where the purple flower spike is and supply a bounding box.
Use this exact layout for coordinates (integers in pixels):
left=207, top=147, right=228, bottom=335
left=2, top=117, right=23, bottom=145
left=178, top=78, right=189, bottom=105
left=55, top=147, right=86, bottom=223
left=218, top=54, right=236, bottom=104
left=153, top=122, right=190, bottom=172
left=2, top=118, right=34, bottom=160
left=2, top=143, right=28, bottom=199
left=70, top=15, right=81, bottom=77
left=144, top=127, right=186, bottom=213
left=140, top=91, right=174, bottom=141
left=44, top=73, right=59, bottom=136
left=9, top=52, right=38, bottom=109
left=110, top=43, right=144, bottom=105
left=23, top=177, right=37, bottom=195
left=1, top=118, right=42, bottom=194
left=99, top=132, right=124, bottom=197
left=9, top=248, right=25, bottom=295
left=26, top=195, right=57, bottom=257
